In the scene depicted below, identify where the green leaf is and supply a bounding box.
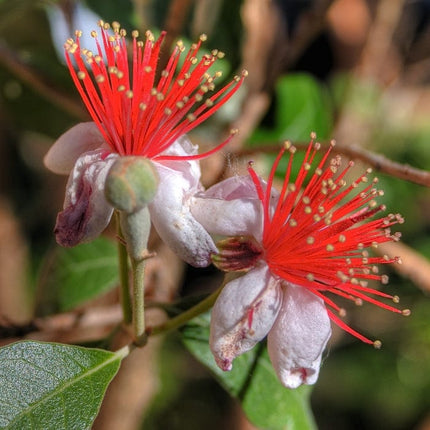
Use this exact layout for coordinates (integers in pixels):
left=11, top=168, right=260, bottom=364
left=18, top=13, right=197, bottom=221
left=0, top=341, right=124, bottom=429
left=40, top=238, right=119, bottom=313
left=249, top=73, right=333, bottom=144
left=182, top=312, right=317, bottom=430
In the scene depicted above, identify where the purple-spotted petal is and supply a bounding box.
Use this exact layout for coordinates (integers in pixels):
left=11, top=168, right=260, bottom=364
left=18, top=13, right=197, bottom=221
left=267, top=284, right=332, bottom=389
left=210, top=264, right=282, bottom=371
left=44, top=122, right=107, bottom=174
left=55, top=149, right=117, bottom=246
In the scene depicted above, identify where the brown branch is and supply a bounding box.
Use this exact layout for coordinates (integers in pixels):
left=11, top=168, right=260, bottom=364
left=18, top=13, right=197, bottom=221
left=234, top=140, right=430, bottom=187
left=0, top=41, right=88, bottom=120
left=159, top=0, right=194, bottom=70
left=0, top=305, right=122, bottom=347
left=378, top=241, right=430, bottom=294
left=332, top=142, right=430, bottom=187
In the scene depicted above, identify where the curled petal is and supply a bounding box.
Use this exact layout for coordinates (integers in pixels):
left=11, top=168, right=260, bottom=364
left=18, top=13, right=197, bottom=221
left=202, top=175, right=262, bottom=200
left=191, top=176, right=264, bottom=240
left=55, top=149, right=117, bottom=246
left=267, top=284, right=332, bottom=389
left=149, top=139, right=216, bottom=266
left=210, top=265, right=282, bottom=371
left=44, top=122, right=107, bottom=174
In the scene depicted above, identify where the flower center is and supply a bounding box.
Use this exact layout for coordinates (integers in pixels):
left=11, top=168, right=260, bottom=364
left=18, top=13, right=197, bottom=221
left=212, top=236, right=263, bottom=272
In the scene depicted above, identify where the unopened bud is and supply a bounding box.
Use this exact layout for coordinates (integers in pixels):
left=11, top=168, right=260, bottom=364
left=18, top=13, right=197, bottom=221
left=105, top=156, right=159, bottom=213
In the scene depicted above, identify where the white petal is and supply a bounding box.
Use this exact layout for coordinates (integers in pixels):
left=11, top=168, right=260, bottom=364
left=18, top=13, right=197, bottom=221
left=55, top=149, right=118, bottom=246
left=149, top=158, right=216, bottom=267
left=202, top=175, right=261, bottom=200
left=46, top=3, right=102, bottom=63
left=267, top=284, right=332, bottom=389
left=191, top=175, right=279, bottom=242
left=192, top=195, right=263, bottom=240
left=157, top=135, right=201, bottom=188
left=210, top=265, right=282, bottom=371
left=44, top=122, right=107, bottom=174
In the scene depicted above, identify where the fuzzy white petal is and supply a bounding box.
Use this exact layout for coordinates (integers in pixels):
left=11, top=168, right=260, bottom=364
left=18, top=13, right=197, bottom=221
left=55, top=149, right=117, bottom=246
left=191, top=175, right=278, bottom=241
left=192, top=195, right=263, bottom=240
left=44, top=122, right=107, bottom=174
left=267, top=284, right=332, bottom=389
left=210, top=265, right=282, bottom=371
left=149, top=137, right=216, bottom=267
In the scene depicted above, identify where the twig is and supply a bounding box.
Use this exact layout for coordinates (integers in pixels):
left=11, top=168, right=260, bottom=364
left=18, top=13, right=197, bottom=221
left=159, top=0, right=194, bottom=71
left=0, top=40, right=87, bottom=120
left=378, top=241, right=430, bottom=294
left=0, top=305, right=122, bottom=345
left=234, top=141, right=430, bottom=187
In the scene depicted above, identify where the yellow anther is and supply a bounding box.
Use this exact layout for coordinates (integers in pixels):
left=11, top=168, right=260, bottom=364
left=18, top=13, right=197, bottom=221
left=306, top=273, right=315, bottom=282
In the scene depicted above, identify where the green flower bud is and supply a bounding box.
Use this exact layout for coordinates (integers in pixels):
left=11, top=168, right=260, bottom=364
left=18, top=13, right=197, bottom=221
left=105, top=156, right=159, bottom=214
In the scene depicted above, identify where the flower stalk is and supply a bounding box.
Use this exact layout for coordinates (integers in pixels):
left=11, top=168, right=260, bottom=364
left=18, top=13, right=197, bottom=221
left=131, top=256, right=148, bottom=346
left=148, top=273, right=240, bottom=336
left=116, top=212, right=132, bottom=325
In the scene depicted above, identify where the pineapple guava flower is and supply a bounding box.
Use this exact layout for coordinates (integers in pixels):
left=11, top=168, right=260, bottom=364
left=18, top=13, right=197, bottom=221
left=191, top=136, right=409, bottom=388
left=44, top=21, right=246, bottom=267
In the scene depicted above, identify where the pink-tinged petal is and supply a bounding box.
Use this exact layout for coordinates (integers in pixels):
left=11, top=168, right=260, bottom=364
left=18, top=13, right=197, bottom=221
left=192, top=175, right=279, bottom=241
left=158, top=135, right=201, bottom=188
left=55, top=149, right=117, bottom=246
left=267, top=284, right=332, bottom=389
left=202, top=175, right=262, bottom=200
left=192, top=195, right=263, bottom=240
left=210, top=264, right=282, bottom=371
left=44, top=122, right=107, bottom=174
left=149, top=148, right=216, bottom=267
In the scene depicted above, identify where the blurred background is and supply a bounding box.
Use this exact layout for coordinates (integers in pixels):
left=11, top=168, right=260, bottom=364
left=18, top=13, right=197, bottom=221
left=0, top=0, right=430, bottom=429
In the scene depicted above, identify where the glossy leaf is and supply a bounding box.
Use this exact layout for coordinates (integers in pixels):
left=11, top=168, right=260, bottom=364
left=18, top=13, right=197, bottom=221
left=0, top=341, right=124, bottom=429
left=41, top=237, right=119, bottom=313
left=182, top=312, right=317, bottom=430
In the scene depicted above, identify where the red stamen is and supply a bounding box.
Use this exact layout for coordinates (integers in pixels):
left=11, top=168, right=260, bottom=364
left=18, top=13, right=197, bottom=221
left=64, top=22, right=246, bottom=159
left=249, top=137, right=407, bottom=343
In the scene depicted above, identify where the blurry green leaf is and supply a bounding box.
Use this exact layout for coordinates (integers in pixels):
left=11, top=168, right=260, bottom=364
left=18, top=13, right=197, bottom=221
left=250, top=73, right=333, bottom=145
left=42, top=237, right=118, bottom=312
left=0, top=341, right=122, bottom=429
left=182, top=312, right=316, bottom=430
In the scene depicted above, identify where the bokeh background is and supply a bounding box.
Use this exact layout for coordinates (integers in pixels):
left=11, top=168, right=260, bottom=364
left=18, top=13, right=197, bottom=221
left=0, top=0, right=429, bottom=429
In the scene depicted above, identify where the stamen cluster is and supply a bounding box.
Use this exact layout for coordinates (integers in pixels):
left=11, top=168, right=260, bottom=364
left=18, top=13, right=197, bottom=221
left=64, top=21, right=246, bottom=160
left=248, top=135, right=409, bottom=345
